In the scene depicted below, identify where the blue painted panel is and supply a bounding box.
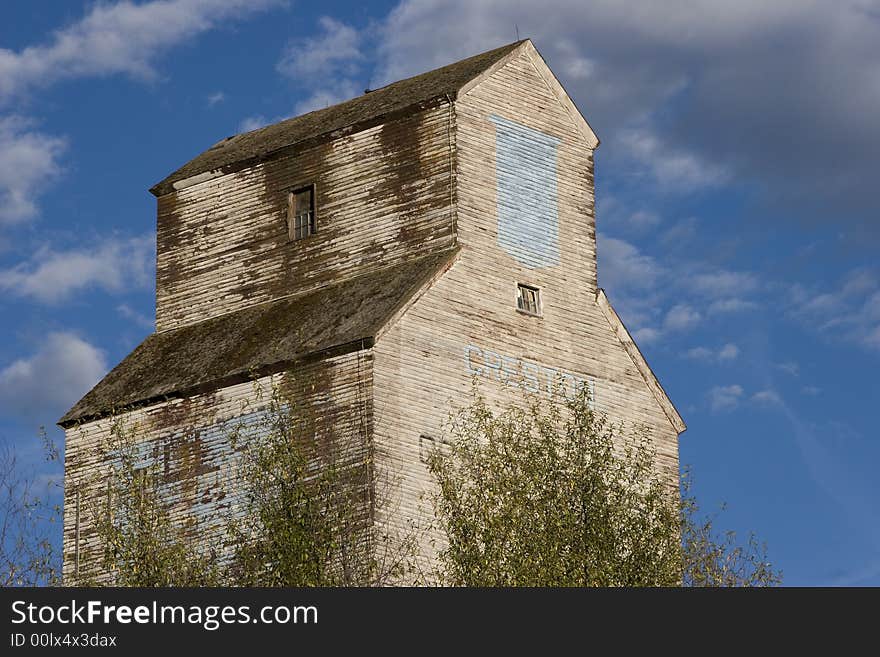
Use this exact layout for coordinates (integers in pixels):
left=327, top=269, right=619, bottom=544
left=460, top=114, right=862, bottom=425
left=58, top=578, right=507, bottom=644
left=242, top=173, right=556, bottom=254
left=489, top=115, right=561, bottom=269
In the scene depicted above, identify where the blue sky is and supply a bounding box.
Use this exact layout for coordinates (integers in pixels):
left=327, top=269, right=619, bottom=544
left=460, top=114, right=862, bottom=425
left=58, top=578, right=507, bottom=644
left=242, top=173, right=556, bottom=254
left=1, top=0, right=878, bottom=585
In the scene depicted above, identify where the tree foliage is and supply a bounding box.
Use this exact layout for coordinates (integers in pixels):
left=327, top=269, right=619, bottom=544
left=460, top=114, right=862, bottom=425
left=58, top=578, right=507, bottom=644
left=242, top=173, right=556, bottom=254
left=6, top=377, right=779, bottom=587
left=224, top=382, right=380, bottom=586
left=679, top=471, right=780, bottom=586
left=81, top=417, right=221, bottom=586
left=0, top=431, right=62, bottom=587
left=426, top=386, right=781, bottom=587
left=77, top=377, right=414, bottom=586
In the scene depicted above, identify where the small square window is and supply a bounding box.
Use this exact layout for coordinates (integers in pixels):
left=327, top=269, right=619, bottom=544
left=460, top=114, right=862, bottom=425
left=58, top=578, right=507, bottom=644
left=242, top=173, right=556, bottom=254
left=288, top=186, right=316, bottom=240
left=516, top=283, right=541, bottom=316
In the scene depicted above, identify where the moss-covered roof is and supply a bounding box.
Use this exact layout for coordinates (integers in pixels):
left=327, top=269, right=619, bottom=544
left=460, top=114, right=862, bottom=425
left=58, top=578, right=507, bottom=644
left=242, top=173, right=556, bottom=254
left=60, top=250, right=457, bottom=427
left=150, top=41, right=525, bottom=197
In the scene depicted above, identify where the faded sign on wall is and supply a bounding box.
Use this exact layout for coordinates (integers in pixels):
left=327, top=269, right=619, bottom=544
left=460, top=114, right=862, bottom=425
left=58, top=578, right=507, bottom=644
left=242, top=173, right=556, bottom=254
left=465, top=343, right=596, bottom=406
left=489, top=114, right=561, bottom=270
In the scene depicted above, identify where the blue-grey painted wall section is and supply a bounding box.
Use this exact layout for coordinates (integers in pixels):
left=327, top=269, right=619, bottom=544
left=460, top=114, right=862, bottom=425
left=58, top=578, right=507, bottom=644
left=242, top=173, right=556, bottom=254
left=110, top=408, right=272, bottom=537
left=489, top=114, right=561, bottom=269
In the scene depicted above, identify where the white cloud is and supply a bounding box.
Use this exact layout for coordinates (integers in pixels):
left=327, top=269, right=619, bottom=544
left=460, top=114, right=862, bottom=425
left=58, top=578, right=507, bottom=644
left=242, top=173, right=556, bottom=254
left=865, top=325, right=880, bottom=350
left=684, top=342, right=738, bottom=362
left=0, top=235, right=154, bottom=303
left=689, top=270, right=759, bottom=299
left=373, top=0, right=880, bottom=216
left=277, top=17, right=363, bottom=81
left=840, top=270, right=877, bottom=298
left=628, top=210, right=661, bottom=230
left=787, top=266, right=880, bottom=351
left=775, top=361, right=800, bottom=377
left=0, top=0, right=283, bottom=103
left=684, top=346, right=713, bottom=361
left=708, top=298, right=759, bottom=314
left=664, top=304, right=701, bottom=332
left=238, top=115, right=271, bottom=133
left=708, top=384, right=744, bottom=412
left=618, top=126, right=729, bottom=192
left=659, top=217, right=698, bottom=249
left=597, top=235, right=666, bottom=338
left=599, top=198, right=662, bottom=234
left=633, top=327, right=661, bottom=345
left=0, top=116, right=67, bottom=225
left=236, top=16, right=365, bottom=132
left=597, top=235, right=661, bottom=291
left=293, top=80, right=362, bottom=116
left=277, top=18, right=365, bottom=117
left=0, top=332, right=107, bottom=419
left=206, top=91, right=225, bottom=107
left=802, top=385, right=821, bottom=396
left=751, top=389, right=782, bottom=406
left=117, top=303, right=154, bottom=330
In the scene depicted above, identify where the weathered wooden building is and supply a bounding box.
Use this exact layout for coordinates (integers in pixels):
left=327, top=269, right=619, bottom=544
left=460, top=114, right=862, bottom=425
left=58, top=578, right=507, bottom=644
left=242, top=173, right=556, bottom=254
left=60, top=39, right=685, bottom=582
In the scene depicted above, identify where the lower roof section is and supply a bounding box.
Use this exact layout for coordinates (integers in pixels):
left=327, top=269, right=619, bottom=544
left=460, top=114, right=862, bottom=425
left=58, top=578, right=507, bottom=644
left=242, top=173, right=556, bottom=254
left=59, top=249, right=458, bottom=427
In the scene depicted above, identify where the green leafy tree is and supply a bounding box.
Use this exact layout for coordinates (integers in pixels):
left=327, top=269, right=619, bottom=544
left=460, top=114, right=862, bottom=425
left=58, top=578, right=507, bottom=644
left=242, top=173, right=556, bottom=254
left=426, top=386, right=781, bottom=587
left=225, top=381, right=378, bottom=586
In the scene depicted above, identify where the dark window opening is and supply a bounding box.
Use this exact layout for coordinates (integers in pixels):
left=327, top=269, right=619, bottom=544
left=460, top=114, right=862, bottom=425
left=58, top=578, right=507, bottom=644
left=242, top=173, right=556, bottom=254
left=289, top=186, right=316, bottom=240
left=516, top=283, right=541, bottom=316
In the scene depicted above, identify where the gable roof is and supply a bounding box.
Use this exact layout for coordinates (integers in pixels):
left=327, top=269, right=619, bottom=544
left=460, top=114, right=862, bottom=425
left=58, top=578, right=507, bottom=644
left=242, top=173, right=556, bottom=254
left=458, top=40, right=598, bottom=149
left=150, top=41, right=527, bottom=197
left=59, top=249, right=458, bottom=427
left=595, top=289, right=686, bottom=434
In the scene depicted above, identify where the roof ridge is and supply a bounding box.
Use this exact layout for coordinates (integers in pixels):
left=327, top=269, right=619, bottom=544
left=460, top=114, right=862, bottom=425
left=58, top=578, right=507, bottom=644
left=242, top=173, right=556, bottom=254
left=150, top=41, right=526, bottom=196
left=232, top=40, right=528, bottom=144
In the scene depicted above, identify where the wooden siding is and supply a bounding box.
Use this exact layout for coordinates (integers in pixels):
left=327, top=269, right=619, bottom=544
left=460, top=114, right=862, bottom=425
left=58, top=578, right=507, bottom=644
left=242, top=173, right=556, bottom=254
left=62, top=350, right=372, bottom=583
left=155, top=104, right=455, bottom=332
left=63, top=42, right=684, bottom=584
left=371, top=49, right=680, bottom=573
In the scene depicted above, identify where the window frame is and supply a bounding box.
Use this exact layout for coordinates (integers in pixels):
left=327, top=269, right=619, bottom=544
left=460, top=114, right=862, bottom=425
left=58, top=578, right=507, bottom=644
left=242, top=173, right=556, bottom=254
left=516, top=282, right=542, bottom=317
left=287, top=184, right=317, bottom=241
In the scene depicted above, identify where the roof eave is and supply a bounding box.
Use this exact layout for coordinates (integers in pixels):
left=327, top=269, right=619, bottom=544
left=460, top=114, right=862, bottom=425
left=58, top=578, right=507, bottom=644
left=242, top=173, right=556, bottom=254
left=57, top=337, right=375, bottom=429
left=595, top=288, right=686, bottom=435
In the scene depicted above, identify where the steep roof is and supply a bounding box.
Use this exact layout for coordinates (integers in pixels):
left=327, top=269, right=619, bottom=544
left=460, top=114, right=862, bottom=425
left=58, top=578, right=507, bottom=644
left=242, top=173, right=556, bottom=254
left=59, top=250, right=458, bottom=427
left=150, top=41, right=527, bottom=197
left=595, top=290, right=686, bottom=434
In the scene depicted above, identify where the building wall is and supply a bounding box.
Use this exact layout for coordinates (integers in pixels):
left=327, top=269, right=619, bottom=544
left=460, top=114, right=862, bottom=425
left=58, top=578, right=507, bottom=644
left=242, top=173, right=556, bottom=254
left=154, top=104, right=455, bottom=332
left=371, top=50, right=680, bottom=575
left=68, top=45, right=682, bottom=583
left=62, top=350, right=372, bottom=583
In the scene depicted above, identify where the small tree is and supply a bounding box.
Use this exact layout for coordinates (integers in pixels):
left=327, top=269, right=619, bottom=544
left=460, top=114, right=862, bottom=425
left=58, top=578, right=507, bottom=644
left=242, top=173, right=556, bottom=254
left=80, top=416, right=221, bottom=586
left=225, top=380, right=378, bottom=586
left=0, top=432, right=62, bottom=587
left=679, top=471, right=780, bottom=586
left=426, top=385, right=781, bottom=587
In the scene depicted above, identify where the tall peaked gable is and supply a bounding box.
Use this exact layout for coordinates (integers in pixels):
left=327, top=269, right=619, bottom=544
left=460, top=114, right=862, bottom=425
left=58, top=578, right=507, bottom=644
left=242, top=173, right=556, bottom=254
left=450, top=41, right=682, bottom=436
left=454, top=38, right=600, bottom=290
left=459, top=40, right=598, bottom=149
